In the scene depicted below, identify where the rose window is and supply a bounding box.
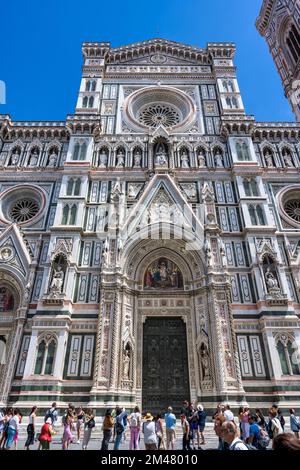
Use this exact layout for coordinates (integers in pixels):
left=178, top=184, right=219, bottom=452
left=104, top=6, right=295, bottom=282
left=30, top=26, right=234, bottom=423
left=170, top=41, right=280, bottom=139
left=138, top=104, right=181, bottom=129
left=9, top=199, right=40, bottom=223
left=283, top=199, right=300, bottom=223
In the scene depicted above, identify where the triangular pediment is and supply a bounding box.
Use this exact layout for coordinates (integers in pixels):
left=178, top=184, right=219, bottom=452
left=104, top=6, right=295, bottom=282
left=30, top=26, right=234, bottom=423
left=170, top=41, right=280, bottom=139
left=122, top=174, right=204, bottom=248
left=0, top=224, right=32, bottom=279
left=108, top=38, right=209, bottom=66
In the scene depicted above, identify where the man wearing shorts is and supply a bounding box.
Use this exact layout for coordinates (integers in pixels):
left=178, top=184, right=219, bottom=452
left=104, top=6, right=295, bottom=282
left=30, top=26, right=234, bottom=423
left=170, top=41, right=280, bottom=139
left=164, top=407, right=176, bottom=450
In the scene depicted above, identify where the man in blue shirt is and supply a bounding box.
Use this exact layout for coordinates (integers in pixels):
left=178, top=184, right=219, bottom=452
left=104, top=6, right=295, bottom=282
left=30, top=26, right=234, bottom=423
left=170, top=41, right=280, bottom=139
left=164, top=407, right=176, bottom=450
left=248, top=414, right=261, bottom=449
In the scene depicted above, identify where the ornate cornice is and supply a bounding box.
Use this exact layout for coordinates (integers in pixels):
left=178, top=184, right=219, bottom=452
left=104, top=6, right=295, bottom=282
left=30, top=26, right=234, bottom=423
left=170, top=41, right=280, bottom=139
left=256, top=0, right=276, bottom=35
left=0, top=115, right=70, bottom=141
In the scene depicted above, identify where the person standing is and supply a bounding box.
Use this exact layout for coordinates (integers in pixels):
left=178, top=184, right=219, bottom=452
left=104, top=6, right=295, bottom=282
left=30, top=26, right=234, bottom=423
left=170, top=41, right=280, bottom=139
left=241, top=407, right=250, bottom=442
left=114, top=407, right=127, bottom=450
left=277, top=409, right=285, bottom=431
left=44, top=402, right=58, bottom=428
left=62, top=411, right=74, bottom=450
left=154, top=413, right=164, bottom=450
left=255, top=408, right=265, bottom=429
left=181, top=413, right=191, bottom=451
left=221, top=421, right=249, bottom=450
left=289, top=408, right=300, bottom=439
left=25, top=406, right=37, bottom=450
left=38, top=418, right=54, bottom=450
left=76, top=407, right=85, bottom=444
left=164, top=406, right=176, bottom=450
left=197, top=404, right=207, bottom=447
left=128, top=406, right=141, bottom=450
left=267, top=408, right=283, bottom=441
left=82, top=409, right=95, bottom=450
left=101, top=409, right=114, bottom=451
left=142, top=413, right=157, bottom=450
left=13, top=411, right=22, bottom=450
left=247, top=414, right=261, bottom=449
left=5, top=409, right=21, bottom=450
left=0, top=408, right=13, bottom=449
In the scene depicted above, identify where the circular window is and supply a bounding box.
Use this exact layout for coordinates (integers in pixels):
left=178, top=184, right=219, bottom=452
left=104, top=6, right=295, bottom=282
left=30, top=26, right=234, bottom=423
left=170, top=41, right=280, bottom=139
left=9, top=199, right=39, bottom=223
left=123, top=86, right=196, bottom=132
left=278, top=186, right=300, bottom=228
left=0, top=186, right=45, bottom=226
left=138, top=104, right=181, bottom=128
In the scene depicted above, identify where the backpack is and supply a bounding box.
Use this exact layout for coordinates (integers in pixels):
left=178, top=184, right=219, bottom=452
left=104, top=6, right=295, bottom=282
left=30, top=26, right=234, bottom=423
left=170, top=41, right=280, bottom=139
left=116, top=417, right=125, bottom=435
left=45, top=409, right=55, bottom=424
left=271, top=418, right=283, bottom=438
left=87, top=418, right=95, bottom=429
left=231, top=439, right=257, bottom=451
left=130, top=413, right=139, bottom=428
left=258, top=428, right=270, bottom=449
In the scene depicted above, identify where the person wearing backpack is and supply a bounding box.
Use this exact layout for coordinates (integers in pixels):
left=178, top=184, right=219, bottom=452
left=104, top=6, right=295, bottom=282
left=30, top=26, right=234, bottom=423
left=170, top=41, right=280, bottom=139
left=221, top=421, right=249, bottom=450
left=128, top=406, right=141, bottom=450
left=101, top=408, right=114, bottom=450
left=44, top=402, right=58, bottom=427
left=289, top=408, right=300, bottom=439
left=82, top=409, right=95, bottom=450
left=277, top=409, right=285, bottom=431
left=267, top=408, right=283, bottom=441
left=113, top=407, right=126, bottom=450
left=247, top=414, right=265, bottom=449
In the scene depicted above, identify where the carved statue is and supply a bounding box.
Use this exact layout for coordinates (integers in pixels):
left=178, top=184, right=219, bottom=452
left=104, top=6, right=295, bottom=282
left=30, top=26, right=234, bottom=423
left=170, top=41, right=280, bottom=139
left=99, top=150, right=108, bottom=168
left=200, top=347, right=210, bottom=379
left=123, top=350, right=130, bottom=379
left=128, top=183, right=138, bottom=198
left=155, top=144, right=168, bottom=167
left=133, top=150, right=142, bottom=168
left=198, top=151, right=206, bottom=167
left=50, top=265, right=64, bottom=293
left=214, top=150, right=223, bottom=168
left=204, top=238, right=212, bottom=267
left=264, top=150, right=274, bottom=168
left=283, top=152, right=294, bottom=168
left=218, top=239, right=227, bottom=267
left=116, top=150, right=125, bottom=168
left=48, top=151, right=58, bottom=167
left=10, top=151, right=20, bottom=166
left=265, top=268, right=279, bottom=290
left=29, top=149, right=39, bottom=167
left=181, top=150, right=189, bottom=168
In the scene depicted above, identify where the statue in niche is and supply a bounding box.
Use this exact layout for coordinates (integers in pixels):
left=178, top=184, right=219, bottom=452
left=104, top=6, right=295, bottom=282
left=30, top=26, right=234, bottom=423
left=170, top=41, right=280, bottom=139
left=204, top=238, right=212, bottom=267
left=264, top=150, right=274, bottom=167
left=214, top=150, right=223, bottom=168
left=154, top=144, right=168, bottom=167
left=218, top=239, right=227, bottom=267
left=10, top=150, right=20, bottom=166
left=48, top=150, right=58, bottom=167
left=265, top=268, right=279, bottom=291
left=50, top=265, right=64, bottom=294
left=99, top=150, right=108, bottom=168
left=29, top=149, right=39, bottom=167
left=181, top=150, right=189, bottom=168
left=133, top=149, right=142, bottom=168
left=283, top=150, right=294, bottom=168
left=198, top=150, right=206, bottom=167
left=116, top=150, right=125, bottom=168
left=200, top=345, right=210, bottom=380
left=123, top=349, right=131, bottom=379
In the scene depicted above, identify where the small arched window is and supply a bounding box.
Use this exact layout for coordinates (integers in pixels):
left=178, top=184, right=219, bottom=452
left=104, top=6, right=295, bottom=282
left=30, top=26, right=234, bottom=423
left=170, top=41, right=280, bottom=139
left=74, top=178, right=81, bottom=196
left=223, top=80, right=229, bottom=92
left=69, top=205, right=77, bottom=225
left=67, top=179, right=74, bottom=196
left=232, top=97, right=238, bottom=109
left=256, top=205, right=265, bottom=225
left=277, top=341, right=289, bottom=375
left=249, top=205, right=257, bottom=225
left=80, top=142, right=87, bottom=160
left=91, top=81, right=96, bottom=91
left=85, top=81, right=91, bottom=92
left=88, top=96, right=94, bottom=108
left=276, top=337, right=300, bottom=376
left=73, top=143, right=80, bottom=160
left=61, top=205, right=69, bottom=225
left=243, top=179, right=259, bottom=197
left=226, top=97, right=232, bottom=108
left=82, top=96, right=88, bottom=108
left=34, top=335, right=57, bottom=376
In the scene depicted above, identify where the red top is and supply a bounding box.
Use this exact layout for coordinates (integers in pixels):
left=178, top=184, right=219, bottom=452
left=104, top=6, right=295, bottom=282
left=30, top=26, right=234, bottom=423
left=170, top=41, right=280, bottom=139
left=39, top=423, right=52, bottom=442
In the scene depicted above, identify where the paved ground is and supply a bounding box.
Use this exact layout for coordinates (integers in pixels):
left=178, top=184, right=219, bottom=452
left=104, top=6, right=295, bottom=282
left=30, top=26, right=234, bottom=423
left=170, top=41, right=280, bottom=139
left=11, top=421, right=219, bottom=451
left=9, top=420, right=292, bottom=450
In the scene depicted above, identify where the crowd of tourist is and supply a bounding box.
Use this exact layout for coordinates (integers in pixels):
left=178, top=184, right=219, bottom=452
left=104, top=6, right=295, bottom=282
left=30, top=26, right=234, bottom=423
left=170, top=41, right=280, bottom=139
left=0, top=400, right=300, bottom=451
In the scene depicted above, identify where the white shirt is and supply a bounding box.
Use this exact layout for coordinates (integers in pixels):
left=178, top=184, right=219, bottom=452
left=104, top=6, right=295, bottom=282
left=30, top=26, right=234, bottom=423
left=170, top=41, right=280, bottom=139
left=9, top=415, right=20, bottom=431
left=229, top=437, right=249, bottom=450
left=224, top=410, right=234, bottom=422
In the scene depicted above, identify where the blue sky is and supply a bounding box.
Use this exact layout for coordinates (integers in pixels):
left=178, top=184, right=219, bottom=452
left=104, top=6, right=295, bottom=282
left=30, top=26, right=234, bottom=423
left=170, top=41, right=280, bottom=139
left=0, top=0, right=294, bottom=122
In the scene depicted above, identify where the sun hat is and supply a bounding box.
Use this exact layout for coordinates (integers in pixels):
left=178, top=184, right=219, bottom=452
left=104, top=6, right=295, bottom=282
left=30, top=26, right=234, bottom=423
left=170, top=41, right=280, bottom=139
left=145, top=413, right=153, bottom=421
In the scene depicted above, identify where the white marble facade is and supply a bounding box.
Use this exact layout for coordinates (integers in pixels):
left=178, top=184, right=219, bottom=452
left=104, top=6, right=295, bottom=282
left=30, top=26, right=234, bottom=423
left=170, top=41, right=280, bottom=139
left=0, top=38, right=300, bottom=412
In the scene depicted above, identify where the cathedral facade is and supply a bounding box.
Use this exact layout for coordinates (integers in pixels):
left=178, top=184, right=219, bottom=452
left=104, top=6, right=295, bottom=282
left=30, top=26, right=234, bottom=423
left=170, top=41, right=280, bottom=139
left=0, top=38, right=300, bottom=414
left=257, top=0, right=300, bottom=121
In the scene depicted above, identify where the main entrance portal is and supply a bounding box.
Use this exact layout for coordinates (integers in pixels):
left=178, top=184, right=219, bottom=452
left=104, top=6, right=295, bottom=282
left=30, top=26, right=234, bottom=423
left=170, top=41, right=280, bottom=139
left=142, top=317, right=190, bottom=414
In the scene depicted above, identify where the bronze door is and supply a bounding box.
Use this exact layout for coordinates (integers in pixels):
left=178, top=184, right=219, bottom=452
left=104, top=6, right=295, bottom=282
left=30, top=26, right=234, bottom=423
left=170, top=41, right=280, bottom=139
left=142, top=317, right=190, bottom=414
